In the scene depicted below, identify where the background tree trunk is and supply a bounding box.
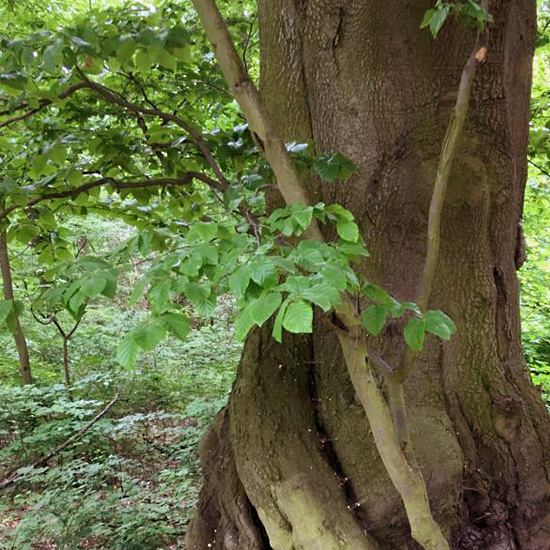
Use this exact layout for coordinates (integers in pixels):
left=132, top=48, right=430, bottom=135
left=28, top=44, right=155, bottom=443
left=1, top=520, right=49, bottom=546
left=0, top=231, right=32, bottom=385
left=187, top=1, right=550, bottom=548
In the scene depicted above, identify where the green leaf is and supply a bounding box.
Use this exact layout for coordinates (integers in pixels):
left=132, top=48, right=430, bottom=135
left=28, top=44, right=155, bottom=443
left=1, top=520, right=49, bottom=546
left=301, top=283, right=341, bottom=312
left=187, top=222, right=218, bottom=242
left=117, top=335, right=140, bottom=369
left=162, top=313, right=190, bottom=341
left=183, top=282, right=215, bottom=316
left=420, top=8, right=437, bottom=28
left=422, top=3, right=451, bottom=37
left=404, top=318, right=427, bottom=351
left=292, top=205, right=313, bottom=230
left=229, top=266, right=251, bottom=300
left=101, top=275, right=117, bottom=300
left=282, top=300, right=313, bottom=334
left=135, top=49, right=152, bottom=73
left=336, top=220, right=360, bottom=242
left=326, top=203, right=354, bottom=222
left=235, top=310, right=255, bottom=342
left=247, top=292, right=282, bottom=327
left=250, top=257, right=279, bottom=288
left=132, top=322, right=166, bottom=351
left=148, top=280, right=171, bottom=313
left=313, top=153, right=356, bottom=183
left=194, top=243, right=218, bottom=265
left=0, top=301, right=12, bottom=325
left=272, top=299, right=290, bottom=342
left=117, top=36, right=137, bottom=63
left=320, top=265, right=348, bottom=291
left=363, top=283, right=396, bottom=307
left=129, top=277, right=148, bottom=307
left=423, top=310, right=457, bottom=340
left=81, top=276, right=107, bottom=299
left=362, top=304, right=388, bottom=336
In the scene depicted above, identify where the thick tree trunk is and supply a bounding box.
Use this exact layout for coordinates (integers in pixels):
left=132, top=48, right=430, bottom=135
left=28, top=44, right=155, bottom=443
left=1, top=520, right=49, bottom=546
left=187, top=1, right=550, bottom=549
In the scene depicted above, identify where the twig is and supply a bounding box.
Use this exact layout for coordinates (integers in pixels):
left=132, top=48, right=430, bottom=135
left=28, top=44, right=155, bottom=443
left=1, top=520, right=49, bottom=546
left=528, top=158, right=550, bottom=179
left=0, top=390, right=121, bottom=491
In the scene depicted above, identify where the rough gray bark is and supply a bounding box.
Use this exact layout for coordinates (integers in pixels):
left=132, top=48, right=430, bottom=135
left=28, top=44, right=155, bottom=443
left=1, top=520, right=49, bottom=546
left=187, top=1, right=550, bottom=549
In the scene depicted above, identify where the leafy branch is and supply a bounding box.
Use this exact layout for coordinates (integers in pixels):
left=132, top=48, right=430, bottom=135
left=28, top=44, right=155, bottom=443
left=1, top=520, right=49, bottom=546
left=0, top=175, right=215, bottom=222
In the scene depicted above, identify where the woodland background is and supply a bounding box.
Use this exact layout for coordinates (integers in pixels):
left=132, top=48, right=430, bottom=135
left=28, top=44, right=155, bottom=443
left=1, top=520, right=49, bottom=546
left=0, top=0, right=549, bottom=548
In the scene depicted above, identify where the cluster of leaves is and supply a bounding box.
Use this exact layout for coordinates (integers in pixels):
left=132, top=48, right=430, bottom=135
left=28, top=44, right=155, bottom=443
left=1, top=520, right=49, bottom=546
left=421, top=0, right=493, bottom=37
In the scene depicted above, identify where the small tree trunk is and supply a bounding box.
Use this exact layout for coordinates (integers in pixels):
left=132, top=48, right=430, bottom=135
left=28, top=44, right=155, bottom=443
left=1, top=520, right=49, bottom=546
left=0, top=231, right=31, bottom=385
left=62, top=337, right=71, bottom=387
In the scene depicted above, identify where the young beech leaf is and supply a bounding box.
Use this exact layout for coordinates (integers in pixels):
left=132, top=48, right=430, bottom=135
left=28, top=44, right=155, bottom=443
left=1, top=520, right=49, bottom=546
left=282, top=300, right=313, bottom=334
left=148, top=280, right=171, bottom=313
left=336, top=221, right=360, bottom=242
left=272, top=299, right=290, bottom=342
left=301, top=283, right=341, bottom=312
left=229, top=266, right=251, bottom=300
left=247, top=292, right=282, bottom=327
left=326, top=203, right=354, bottom=222
left=404, top=318, right=427, bottom=351
left=428, top=4, right=451, bottom=37
left=423, top=310, right=457, bottom=340
left=117, top=334, right=140, bottom=369
left=132, top=323, right=166, bottom=351
left=161, top=313, right=190, bottom=341
left=129, top=277, right=149, bottom=306
left=362, top=304, right=388, bottom=336
left=313, top=153, right=356, bottom=183
left=250, top=257, right=279, bottom=288
left=234, top=311, right=255, bottom=342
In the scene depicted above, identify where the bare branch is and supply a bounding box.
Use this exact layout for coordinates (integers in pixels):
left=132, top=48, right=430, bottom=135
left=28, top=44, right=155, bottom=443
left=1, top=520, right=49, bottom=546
left=396, top=2, right=490, bottom=384
left=528, top=158, right=550, bottom=179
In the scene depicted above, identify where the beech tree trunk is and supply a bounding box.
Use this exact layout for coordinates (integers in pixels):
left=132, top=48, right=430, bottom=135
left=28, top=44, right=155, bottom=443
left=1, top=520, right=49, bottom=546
left=187, top=1, right=550, bottom=549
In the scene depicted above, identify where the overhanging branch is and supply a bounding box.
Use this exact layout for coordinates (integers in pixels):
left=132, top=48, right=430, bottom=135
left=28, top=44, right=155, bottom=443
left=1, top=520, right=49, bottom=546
left=0, top=174, right=211, bottom=222
left=0, top=82, right=89, bottom=129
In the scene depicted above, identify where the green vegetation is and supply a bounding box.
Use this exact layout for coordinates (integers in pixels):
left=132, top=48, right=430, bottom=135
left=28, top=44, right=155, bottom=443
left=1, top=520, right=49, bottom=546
left=0, top=0, right=548, bottom=548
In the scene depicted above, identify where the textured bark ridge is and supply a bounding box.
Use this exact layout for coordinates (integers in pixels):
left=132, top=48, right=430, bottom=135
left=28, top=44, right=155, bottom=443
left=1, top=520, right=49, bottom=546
left=187, top=1, right=550, bottom=549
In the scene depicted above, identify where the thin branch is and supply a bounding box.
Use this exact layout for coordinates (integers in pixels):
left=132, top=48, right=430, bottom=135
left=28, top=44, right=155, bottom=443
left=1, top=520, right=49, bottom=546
left=190, top=0, right=320, bottom=235
left=528, top=158, right=550, bottom=179
left=75, top=69, right=230, bottom=189
left=0, top=390, right=120, bottom=491
left=0, top=174, right=214, bottom=222
left=0, top=82, right=89, bottom=129
left=396, top=5, right=489, bottom=384
left=242, top=13, right=258, bottom=74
